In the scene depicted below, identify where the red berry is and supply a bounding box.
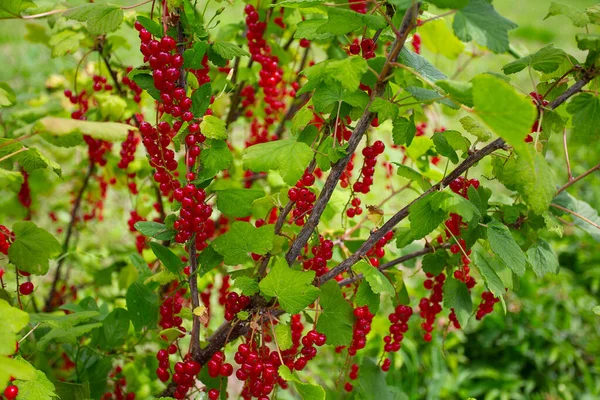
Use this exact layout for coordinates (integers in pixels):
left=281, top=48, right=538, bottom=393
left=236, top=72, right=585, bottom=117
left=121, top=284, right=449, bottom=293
left=4, top=385, right=18, bottom=400
left=19, top=281, right=34, bottom=295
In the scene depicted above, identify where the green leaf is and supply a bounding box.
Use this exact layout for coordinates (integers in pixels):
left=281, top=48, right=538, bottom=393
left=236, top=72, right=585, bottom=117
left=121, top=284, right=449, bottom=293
left=353, top=261, right=394, bottom=296
left=0, top=82, right=16, bottom=107
left=278, top=366, right=326, bottom=400
left=545, top=2, right=590, bottom=27
left=356, top=358, right=395, bottom=400
left=443, top=130, right=471, bottom=155
left=29, top=311, right=100, bottom=330
left=492, top=146, right=556, bottom=215
left=419, top=19, right=465, bottom=59
left=315, top=281, right=354, bottom=346
left=392, top=115, right=417, bottom=146
left=323, top=57, right=368, bottom=92
left=443, top=278, right=473, bottom=328
left=459, top=116, right=492, bottom=141
left=212, top=222, right=274, bottom=265
left=136, top=15, right=162, bottom=37
left=312, top=84, right=370, bottom=112
left=126, top=282, right=159, bottom=332
left=487, top=220, right=527, bottom=276
left=437, top=80, right=474, bottom=107
left=197, top=140, right=233, bottom=181
left=422, top=251, right=448, bottom=276
left=216, top=188, right=265, bottom=218
left=49, top=30, right=85, bottom=58
left=233, top=276, right=260, bottom=296
left=274, top=324, right=293, bottom=351
left=433, top=132, right=459, bottom=163
left=191, top=83, right=212, bottom=118
left=394, top=163, right=430, bottom=191
left=452, top=0, right=518, bottom=53
left=394, top=227, right=414, bottom=249
left=0, top=299, right=29, bottom=355
left=0, top=355, right=36, bottom=390
left=34, top=117, right=133, bottom=143
left=13, top=363, right=57, bottom=400
left=369, top=98, right=398, bottom=122
left=576, top=33, right=600, bottom=51
left=398, top=47, right=447, bottom=83
left=183, top=41, right=209, bottom=69
left=134, top=221, right=175, bottom=241
left=0, top=168, right=24, bottom=192
left=8, top=221, right=61, bottom=275
left=259, top=258, right=320, bottom=314
left=294, top=19, right=333, bottom=40
left=526, top=239, right=559, bottom=278
left=427, top=0, right=468, bottom=8
left=37, top=323, right=103, bottom=349
left=212, top=40, right=250, bottom=59
left=567, top=93, right=600, bottom=141
left=99, top=308, right=130, bottom=350
left=129, top=70, right=161, bottom=100
left=54, top=381, right=91, bottom=400
left=316, top=7, right=385, bottom=35
left=472, top=74, right=537, bottom=153
left=472, top=246, right=507, bottom=299
left=408, top=192, right=448, bottom=240
left=200, top=115, right=227, bottom=140
left=242, top=140, right=313, bottom=186
left=404, top=86, right=459, bottom=109
left=150, top=242, right=184, bottom=274
left=437, top=191, right=481, bottom=222
left=64, top=4, right=124, bottom=35
left=198, top=246, right=223, bottom=277
left=355, top=280, right=380, bottom=313
left=502, top=44, right=568, bottom=75
left=553, top=191, right=600, bottom=241
left=0, top=0, right=28, bottom=18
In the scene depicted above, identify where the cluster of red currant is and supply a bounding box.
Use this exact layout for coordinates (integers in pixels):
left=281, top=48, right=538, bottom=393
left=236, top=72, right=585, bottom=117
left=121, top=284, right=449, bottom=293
left=411, top=32, right=421, bottom=54
left=172, top=184, right=215, bottom=249
left=224, top=292, right=251, bottom=321
left=159, top=291, right=186, bottom=331
left=526, top=92, right=548, bottom=142
left=348, top=306, right=374, bottom=356
left=476, top=291, right=500, bottom=320
left=102, top=366, right=135, bottom=400
left=121, top=67, right=143, bottom=103
left=293, top=329, right=327, bottom=371
left=0, top=225, right=13, bottom=255
left=63, top=88, right=89, bottom=120
left=364, top=230, right=395, bottom=267
left=419, top=272, right=446, bottom=342
left=340, top=153, right=355, bottom=189
left=353, top=141, right=385, bottom=195
left=348, top=0, right=367, bottom=13
left=17, top=171, right=31, bottom=213
left=207, top=350, right=234, bottom=378
left=139, top=121, right=180, bottom=196
left=127, top=211, right=147, bottom=254
left=382, top=304, right=413, bottom=359
left=234, top=341, right=283, bottom=399
left=348, top=38, right=376, bottom=59
left=170, top=354, right=201, bottom=399
left=344, top=363, right=360, bottom=392
left=301, top=237, right=334, bottom=277
left=117, top=129, right=141, bottom=170
left=287, top=172, right=317, bottom=226
left=92, top=75, right=113, bottom=92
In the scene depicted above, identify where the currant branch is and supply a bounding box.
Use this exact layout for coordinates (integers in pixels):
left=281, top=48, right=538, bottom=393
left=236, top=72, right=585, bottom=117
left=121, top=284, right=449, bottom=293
left=285, top=2, right=422, bottom=265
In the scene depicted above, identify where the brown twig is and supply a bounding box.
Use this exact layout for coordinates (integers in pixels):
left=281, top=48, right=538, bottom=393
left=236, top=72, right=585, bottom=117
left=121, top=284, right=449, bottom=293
left=44, top=163, right=95, bottom=311
left=285, top=3, right=422, bottom=265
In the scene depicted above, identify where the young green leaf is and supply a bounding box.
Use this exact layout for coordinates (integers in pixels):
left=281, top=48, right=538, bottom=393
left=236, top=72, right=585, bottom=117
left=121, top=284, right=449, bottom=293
left=211, top=222, right=274, bottom=265
left=353, top=261, right=395, bottom=296
left=126, top=283, right=159, bottom=332
left=8, top=221, right=61, bottom=275
left=526, top=239, right=560, bottom=278
left=150, top=242, right=184, bottom=274
left=134, top=221, right=175, bottom=241
left=544, top=2, right=590, bottom=27
left=355, top=280, right=380, bottom=313
left=200, top=115, right=227, bottom=140
left=191, top=83, right=212, bottom=118
left=487, top=220, right=527, bottom=276
left=215, top=188, right=265, bottom=218
left=502, top=44, right=568, bottom=75
left=242, top=140, right=313, bottom=186
left=453, top=0, right=518, bottom=53
left=315, top=281, right=354, bottom=346
left=259, top=258, right=320, bottom=314
left=212, top=41, right=250, bottom=59
left=567, top=93, right=600, bottom=141
left=443, top=278, right=473, bottom=328
left=422, top=251, right=448, bottom=276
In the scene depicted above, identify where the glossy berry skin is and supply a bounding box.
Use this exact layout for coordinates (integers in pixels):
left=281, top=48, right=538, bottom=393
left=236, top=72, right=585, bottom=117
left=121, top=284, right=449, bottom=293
left=19, top=281, right=34, bottom=295
left=4, top=385, right=18, bottom=399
